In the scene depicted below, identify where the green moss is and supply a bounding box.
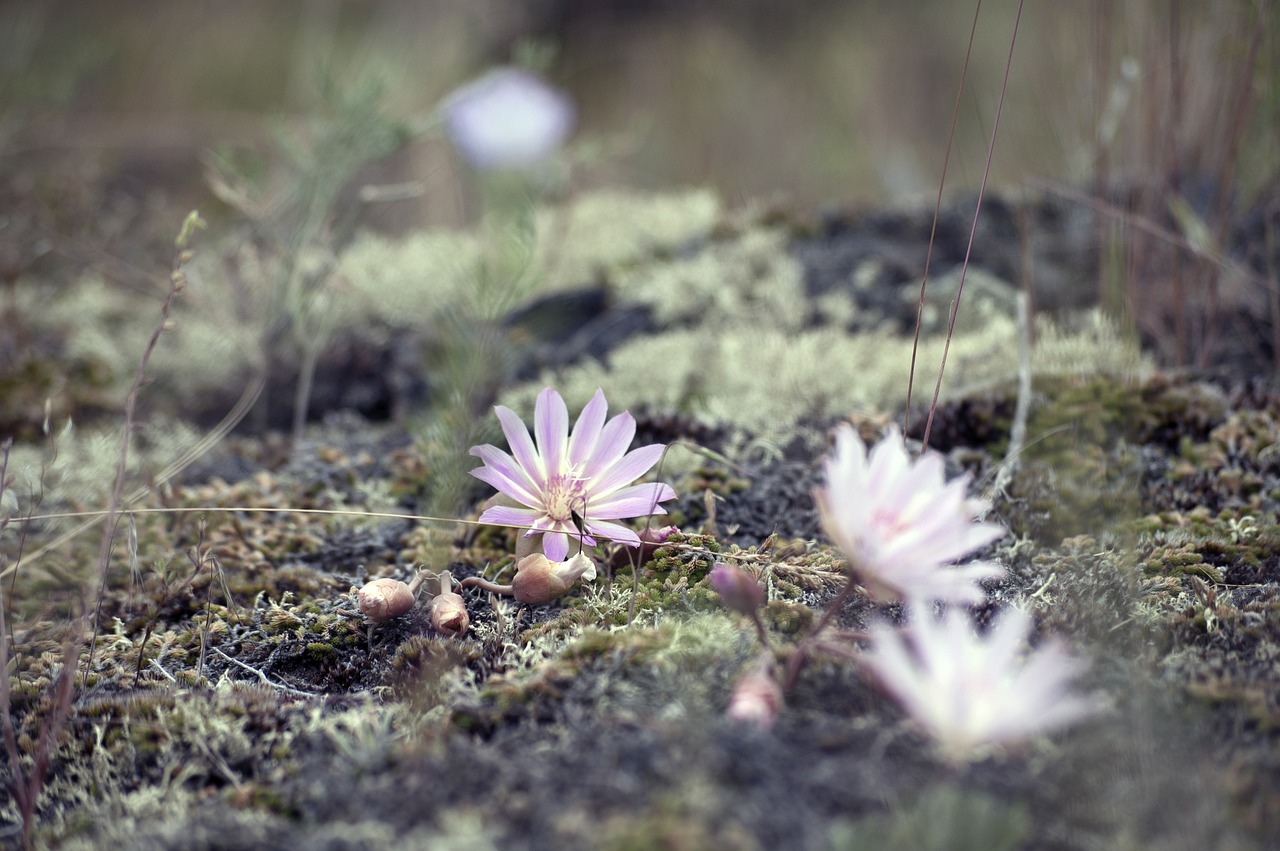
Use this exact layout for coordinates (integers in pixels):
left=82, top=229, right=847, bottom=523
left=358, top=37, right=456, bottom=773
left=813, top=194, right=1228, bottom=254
left=830, top=786, right=1031, bottom=851
left=760, top=600, right=816, bottom=638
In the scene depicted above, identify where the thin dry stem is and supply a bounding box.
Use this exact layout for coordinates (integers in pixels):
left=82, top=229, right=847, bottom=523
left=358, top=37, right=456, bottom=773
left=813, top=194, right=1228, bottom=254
left=904, top=0, right=982, bottom=435
left=3, top=214, right=201, bottom=846
left=922, top=0, right=1024, bottom=450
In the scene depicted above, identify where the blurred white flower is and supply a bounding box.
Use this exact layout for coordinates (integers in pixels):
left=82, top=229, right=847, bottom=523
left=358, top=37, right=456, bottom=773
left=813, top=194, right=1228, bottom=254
left=814, top=426, right=1005, bottom=605
left=860, top=608, right=1097, bottom=759
left=441, top=67, right=574, bottom=171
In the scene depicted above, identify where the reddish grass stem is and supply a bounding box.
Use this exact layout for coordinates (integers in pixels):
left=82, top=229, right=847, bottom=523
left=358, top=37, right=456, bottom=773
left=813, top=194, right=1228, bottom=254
left=1, top=213, right=202, bottom=847
left=904, top=0, right=982, bottom=435
left=921, top=0, right=1025, bottom=450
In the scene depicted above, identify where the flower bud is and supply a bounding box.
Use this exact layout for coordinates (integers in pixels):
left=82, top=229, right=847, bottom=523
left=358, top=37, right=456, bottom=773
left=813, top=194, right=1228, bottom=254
left=511, top=552, right=596, bottom=605
left=708, top=563, right=764, bottom=615
left=726, top=655, right=782, bottom=730
left=355, top=578, right=415, bottom=623
left=430, top=592, right=470, bottom=636
left=426, top=571, right=469, bottom=636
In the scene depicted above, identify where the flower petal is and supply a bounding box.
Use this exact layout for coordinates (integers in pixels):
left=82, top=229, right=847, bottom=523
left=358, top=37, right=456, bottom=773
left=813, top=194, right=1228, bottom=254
left=534, top=387, right=569, bottom=481
left=568, top=389, right=608, bottom=469
left=495, top=404, right=544, bottom=489
left=543, top=531, right=570, bottom=561
left=589, top=482, right=676, bottom=520
left=583, top=410, right=636, bottom=480
left=477, top=504, right=547, bottom=529
left=469, top=444, right=542, bottom=506
left=590, top=443, right=667, bottom=497
left=583, top=519, right=643, bottom=548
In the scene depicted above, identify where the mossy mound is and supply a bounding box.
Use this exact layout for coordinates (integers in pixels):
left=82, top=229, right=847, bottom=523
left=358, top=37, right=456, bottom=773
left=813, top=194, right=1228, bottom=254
left=4, top=188, right=1280, bottom=849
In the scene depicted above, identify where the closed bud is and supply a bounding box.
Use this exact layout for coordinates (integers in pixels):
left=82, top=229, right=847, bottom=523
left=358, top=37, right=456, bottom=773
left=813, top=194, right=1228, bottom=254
left=430, top=592, right=470, bottom=636
left=429, top=571, right=469, bottom=637
left=708, top=562, right=764, bottom=615
left=511, top=551, right=596, bottom=605
left=355, top=577, right=415, bottom=623
left=726, top=655, right=782, bottom=730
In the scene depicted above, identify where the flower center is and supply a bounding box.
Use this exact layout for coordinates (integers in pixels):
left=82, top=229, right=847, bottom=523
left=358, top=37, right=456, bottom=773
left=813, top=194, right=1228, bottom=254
left=871, top=508, right=908, bottom=540
left=543, top=474, right=586, bottom=524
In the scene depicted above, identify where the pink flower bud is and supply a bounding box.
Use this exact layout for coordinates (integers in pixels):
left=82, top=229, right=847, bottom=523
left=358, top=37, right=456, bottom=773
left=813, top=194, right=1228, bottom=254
left=709, top=563, right=764, bottom=615
left=511, top=552, right=597, bottom=605
left=430, top=593, right=470, bottom=637
left=726, top=655, right=782, bottom=730
left=355, top=578, right=415, bottom=624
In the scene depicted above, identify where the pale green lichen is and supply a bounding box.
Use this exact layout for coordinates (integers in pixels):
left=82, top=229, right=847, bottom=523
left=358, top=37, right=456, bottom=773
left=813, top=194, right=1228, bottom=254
left=10, top=189, right=721, bottom=414
left=618, top=226, right=808, bottom=330
left=503, top=307, right=1147, bottom=441
left=530, top=188, right=721, bottom=288
left=4, top=415, right=207, bottom=517
left=339, top=188, right=723, bottom=330
left=1031, top=310, right=1150, bottom=381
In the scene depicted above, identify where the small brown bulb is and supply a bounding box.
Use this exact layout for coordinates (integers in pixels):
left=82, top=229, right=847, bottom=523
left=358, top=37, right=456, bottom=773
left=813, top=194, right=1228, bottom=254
left=356, top=578, right=415, bottom=623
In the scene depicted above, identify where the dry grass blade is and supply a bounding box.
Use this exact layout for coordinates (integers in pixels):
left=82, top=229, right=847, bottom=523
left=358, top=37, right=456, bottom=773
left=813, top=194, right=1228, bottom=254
left=922, top=0, right=1025, bottom=450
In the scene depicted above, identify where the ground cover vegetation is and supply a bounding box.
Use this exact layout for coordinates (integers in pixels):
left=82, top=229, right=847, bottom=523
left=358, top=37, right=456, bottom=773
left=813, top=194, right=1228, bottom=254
left=2, top=1, right=1279, bottom=849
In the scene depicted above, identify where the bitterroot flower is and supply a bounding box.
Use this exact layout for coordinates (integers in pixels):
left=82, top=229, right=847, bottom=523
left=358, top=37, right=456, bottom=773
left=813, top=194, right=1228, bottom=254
left=441, top=67, right=574, bottom=171
left=814, top=425, right=1005, bottom=605
left=469, top=387, right=676, bottom=561
left=860, top=608, right=1097, bottom=760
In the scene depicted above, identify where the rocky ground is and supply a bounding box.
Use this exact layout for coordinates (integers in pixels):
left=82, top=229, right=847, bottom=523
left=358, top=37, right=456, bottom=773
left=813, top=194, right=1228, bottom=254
left=2, top=178, right=1280, bottom=849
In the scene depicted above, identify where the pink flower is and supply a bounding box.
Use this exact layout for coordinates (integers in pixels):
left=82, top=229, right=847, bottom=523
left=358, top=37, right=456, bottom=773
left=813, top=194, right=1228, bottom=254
left=469, top=387, right=676, bottom=561
left=814, top=426, right=1005, bottom=605
left=860, top=608, right=1097, bottom=759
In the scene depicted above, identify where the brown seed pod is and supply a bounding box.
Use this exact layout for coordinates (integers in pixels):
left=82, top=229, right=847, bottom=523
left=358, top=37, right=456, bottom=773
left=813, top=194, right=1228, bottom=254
left=355, top=577, right=415, bottom=624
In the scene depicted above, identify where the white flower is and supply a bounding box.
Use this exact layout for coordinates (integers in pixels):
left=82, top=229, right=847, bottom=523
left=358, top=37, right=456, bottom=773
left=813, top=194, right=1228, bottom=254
left=814, top=426, right=1005, bottom=605
left=860, top=608, right=1097, bottom=759
left=441, top=67, right=574, bottom=171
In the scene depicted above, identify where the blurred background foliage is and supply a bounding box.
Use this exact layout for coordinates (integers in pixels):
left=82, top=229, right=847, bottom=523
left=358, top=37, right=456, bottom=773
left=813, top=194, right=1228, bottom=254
left=0, top=0, right=1275, bottom=440
left=1, top=0, right=1274, bottom=232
